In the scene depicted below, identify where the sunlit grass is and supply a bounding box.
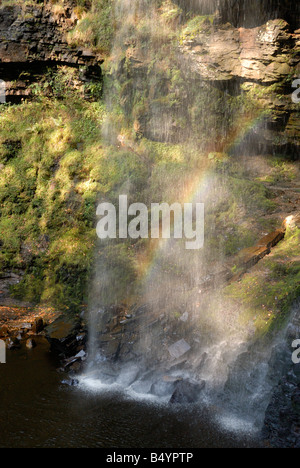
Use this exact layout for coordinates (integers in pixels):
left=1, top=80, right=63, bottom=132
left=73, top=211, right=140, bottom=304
left=0, top=91, right=106, bottom=308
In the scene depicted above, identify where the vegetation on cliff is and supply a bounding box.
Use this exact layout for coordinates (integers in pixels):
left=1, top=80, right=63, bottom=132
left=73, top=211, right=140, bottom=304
left=0, top=0, right=298, bottom=328
left=0, top=78, right=102, bottom=308
left=67, top=0, right=113, bottom=55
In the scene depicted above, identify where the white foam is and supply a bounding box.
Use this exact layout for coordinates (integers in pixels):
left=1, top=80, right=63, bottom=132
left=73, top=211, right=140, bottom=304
left=78, top=376, right=122, bottom=394
left=216, top=413, right=257, bottom=435
left=77, top=373, right=175, bottom=411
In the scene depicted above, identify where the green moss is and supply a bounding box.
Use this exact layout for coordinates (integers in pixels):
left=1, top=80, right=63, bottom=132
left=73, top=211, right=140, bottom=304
left=67, top=0, right=113, bottom=55
left=179, top=15, right=214, bottom=44
left=0, top=71, right=107, bottom=309
left=160, top=1, right=182, bottom=23
left=225, top=227, right=300, bottom=336
left=223, top=226, right=257, bottom=256
left=0, top=1, right=298, bottom=321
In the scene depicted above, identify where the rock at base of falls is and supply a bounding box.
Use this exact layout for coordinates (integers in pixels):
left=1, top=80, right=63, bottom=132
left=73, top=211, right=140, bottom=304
left=150, top=377, right=182, bottom=398
left=169, top=379, right=206, bottom=405
left=5, top=336, right=21, bottom=350
left=26, top=338, right=36, bottom=350
left=168, top=339, right=191, bottom=360
left=179, top=312, right=189, bottom=323
left=44, top=313, right=86, bottom=359
left=262, top=370, right=300, bottom=448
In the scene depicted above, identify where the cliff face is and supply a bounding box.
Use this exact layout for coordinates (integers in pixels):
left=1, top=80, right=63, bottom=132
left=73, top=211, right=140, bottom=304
left=0, top=2, right=102, bottom=102
left=178, top=18, right=300, bottom=156
left=0, top=1, right=299, bottom=155
left=118, top=14, right=299, bottom=155
left=180, top=20, right=299, bottom=83
left=0, top=3, right=299, bottom=447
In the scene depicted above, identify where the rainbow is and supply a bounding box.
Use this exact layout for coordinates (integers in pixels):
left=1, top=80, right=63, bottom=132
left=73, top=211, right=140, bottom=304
left=132, top=108, right=267, bottom=288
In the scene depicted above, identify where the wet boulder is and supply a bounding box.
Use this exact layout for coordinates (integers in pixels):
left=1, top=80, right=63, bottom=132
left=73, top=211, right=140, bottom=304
left=26, top=338, right=37, bottom=349
left=168, top=339, right=191, bottom=360
left=169, top=378, right=206, bottom=404
left=5, top=336, right=21, bottom=350
left=60, top=350, right=87, bottom=373
left=44, top=313, right=83, bottom=358
left=32, top=318, right=44, bottom=334
left=0, top=325, right=10, bottom=338
left=62, top=378, right=80, bottom=387
left=150, top=377, right=182, bottom=398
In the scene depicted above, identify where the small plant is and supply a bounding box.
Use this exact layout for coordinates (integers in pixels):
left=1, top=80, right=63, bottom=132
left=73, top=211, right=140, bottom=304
left=67, top=0, right=113, bottom=55
left=179, top=15, right=214, bottom=44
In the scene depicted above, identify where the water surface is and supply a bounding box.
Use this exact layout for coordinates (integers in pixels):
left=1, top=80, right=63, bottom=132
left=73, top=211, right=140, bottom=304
left=0, top=341, right=260, bottom=448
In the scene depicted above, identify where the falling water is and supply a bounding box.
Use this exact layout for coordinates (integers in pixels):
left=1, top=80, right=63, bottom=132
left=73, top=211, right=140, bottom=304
left=80, top=0, right=297, bottom=434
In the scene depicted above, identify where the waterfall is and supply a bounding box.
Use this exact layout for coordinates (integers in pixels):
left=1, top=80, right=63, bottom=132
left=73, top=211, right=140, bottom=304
left=79, top=0, right=298, bottom=435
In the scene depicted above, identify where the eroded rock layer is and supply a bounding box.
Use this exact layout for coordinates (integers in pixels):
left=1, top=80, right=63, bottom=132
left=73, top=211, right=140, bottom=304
left=0, top=2, right=102, bottom=101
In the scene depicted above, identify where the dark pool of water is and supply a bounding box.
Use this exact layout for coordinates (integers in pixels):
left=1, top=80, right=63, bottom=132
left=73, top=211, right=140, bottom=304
left=0, top=340, right=260, bottom=448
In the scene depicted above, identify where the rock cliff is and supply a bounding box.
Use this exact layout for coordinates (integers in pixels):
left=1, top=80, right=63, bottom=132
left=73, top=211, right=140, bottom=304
left=0, top=1, right=102, bottom=102
left=179, top=18, right=300, bottom=155
left=0, top=1, right=299, bottom=155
